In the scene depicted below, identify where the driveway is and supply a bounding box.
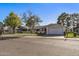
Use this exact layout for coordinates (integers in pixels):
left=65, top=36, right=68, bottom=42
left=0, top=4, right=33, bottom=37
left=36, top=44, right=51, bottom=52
left=0, top=35, right=79, bottom=55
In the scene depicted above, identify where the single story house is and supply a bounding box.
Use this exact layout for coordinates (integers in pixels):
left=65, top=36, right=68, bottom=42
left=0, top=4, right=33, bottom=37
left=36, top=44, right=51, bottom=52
left=17, top=26, right=30, bottom=33
left=73, top=27, right=79, bottom=34
left=35, top=24, right=64, bottom=35
left=35, top=26, right=46, bottom=34
left=3, top=26, right=13, bottom=33
left=45, top=24, right=64, bottom=35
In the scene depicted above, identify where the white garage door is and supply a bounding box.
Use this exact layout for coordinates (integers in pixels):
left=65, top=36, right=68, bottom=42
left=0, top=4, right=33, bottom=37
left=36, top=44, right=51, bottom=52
left=47, top=28, right=64, bottom=35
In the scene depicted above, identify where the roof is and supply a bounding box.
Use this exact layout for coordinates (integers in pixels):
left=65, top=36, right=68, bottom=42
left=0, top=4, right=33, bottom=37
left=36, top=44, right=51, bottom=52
left=18, top=26, right=30, bottom=29
left=35, top=24, right=64, bottom=29
left=34, top=26, right=45, bottom=29
left=45, top=24, right=63, bottom=28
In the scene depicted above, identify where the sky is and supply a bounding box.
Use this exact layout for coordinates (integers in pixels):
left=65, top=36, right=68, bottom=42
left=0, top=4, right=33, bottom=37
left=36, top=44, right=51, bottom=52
left=0, top=3, right=79, bottom=25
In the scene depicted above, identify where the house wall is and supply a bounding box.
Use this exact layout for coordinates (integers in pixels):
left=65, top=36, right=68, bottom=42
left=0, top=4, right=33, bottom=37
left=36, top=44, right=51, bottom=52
left=46, top=27, right=64, bottom=35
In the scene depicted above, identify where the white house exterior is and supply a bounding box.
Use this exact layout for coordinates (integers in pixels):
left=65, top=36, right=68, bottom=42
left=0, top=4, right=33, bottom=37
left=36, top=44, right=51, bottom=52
left=45, top=24, right=64, bottom=35
left=35, top=24, right=64, bottom=35
left=3, top=26, right=12, bottom=33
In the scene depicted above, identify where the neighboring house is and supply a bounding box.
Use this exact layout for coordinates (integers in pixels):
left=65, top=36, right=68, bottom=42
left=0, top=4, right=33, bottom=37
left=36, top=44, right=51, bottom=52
left=3, top=26, right=12, bottom=33
left=17, top=26, right=30, bottom=33
left=35, top=24, right=64, bottom=35
left=3, top=26, right=29, bottom=33
left=35, top=26, right=46, bottom=34
left=73, top=27, right=79, bottom=34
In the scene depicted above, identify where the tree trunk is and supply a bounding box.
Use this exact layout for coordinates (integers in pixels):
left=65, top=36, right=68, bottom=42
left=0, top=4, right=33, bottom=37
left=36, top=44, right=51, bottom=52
left=31, top=25, right=35, bottom=33
left=30, top=25, right=35, bottom=33
left=13, top=27, right=16, bottom=33
left=30, top=28, right=34, bottom=33
left=0, top=27, right=3, bottom=40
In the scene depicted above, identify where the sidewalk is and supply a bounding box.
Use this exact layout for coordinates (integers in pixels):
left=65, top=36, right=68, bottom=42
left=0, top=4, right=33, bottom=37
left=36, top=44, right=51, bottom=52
left=65, top=38, right=79, bottom=40
left=1, top=34, right=79, bottom=41
left=23, top=36, right=64, bottom=39
left=24, top=36, right=79, bottom=41
left=45, top=36, right=64, bottom=39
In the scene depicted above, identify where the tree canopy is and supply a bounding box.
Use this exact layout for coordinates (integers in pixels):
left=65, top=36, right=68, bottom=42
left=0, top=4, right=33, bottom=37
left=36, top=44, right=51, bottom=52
left=4, top=12, right=21, bottom=33
left=0, top=22, right=3, bottom=27
left=22, top=12, right=42, bottom=33
left=57, top=12, right=68, bottom=25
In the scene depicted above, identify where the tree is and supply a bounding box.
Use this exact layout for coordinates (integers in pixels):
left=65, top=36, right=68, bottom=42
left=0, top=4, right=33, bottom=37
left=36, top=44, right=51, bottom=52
left=57, top=12, right=70, bottom=37
left=22, top=13, right=27, bottom=23
left=4, top=12, right=21, bottom=33
left=22, top=12, right=42, bottom=33
left=0, top=22, right=3, bottom=35
left=0, top=22, right=3, bottom=27
left=57, top=12, right=69, bottom=26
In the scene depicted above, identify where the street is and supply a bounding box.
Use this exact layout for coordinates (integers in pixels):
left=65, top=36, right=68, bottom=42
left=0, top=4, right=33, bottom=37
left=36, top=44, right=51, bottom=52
left=0, top=35, right=79, bottom=55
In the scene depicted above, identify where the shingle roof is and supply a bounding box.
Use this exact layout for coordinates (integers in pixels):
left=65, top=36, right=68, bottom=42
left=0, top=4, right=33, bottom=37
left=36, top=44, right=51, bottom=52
left=46, top=24, right=63, bottom=28
left=35, top=26, right=45, bottom=29
left=35, top=24, right=64, bottom=29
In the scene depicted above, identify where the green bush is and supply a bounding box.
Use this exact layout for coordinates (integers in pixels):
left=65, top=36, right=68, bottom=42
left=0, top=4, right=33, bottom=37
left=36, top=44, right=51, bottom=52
left=76, top=34, right=79, bottom=38
left=65, top=32, right=75, bottom=38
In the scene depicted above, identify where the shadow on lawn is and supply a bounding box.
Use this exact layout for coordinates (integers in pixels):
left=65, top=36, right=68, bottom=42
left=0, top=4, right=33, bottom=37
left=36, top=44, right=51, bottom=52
left=0, top=36, right=20, bottom=40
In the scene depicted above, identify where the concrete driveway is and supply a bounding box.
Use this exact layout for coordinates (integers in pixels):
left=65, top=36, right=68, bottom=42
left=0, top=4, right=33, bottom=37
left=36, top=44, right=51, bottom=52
left=0, top=35, right=79, bottom=56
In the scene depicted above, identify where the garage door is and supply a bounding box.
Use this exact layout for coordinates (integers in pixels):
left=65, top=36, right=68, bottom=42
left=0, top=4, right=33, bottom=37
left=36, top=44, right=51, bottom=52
left=47, top=28, right=64, bottom=35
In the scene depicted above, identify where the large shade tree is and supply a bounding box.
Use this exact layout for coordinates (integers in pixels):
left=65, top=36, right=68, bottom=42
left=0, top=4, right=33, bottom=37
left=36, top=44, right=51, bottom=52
left=57, top=12, right=70, bottom=36
left=22, top=12, right=42, bottom=33
left=57, top=12, right=69, bottom=26
left=4, top=12, right=21, bottom=33
left=57, top=12, right=79, bottom=35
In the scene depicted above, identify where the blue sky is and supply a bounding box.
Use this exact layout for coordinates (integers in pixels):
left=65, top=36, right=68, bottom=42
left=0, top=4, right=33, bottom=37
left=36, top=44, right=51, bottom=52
left=0, top=3, right=79, bottom=25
